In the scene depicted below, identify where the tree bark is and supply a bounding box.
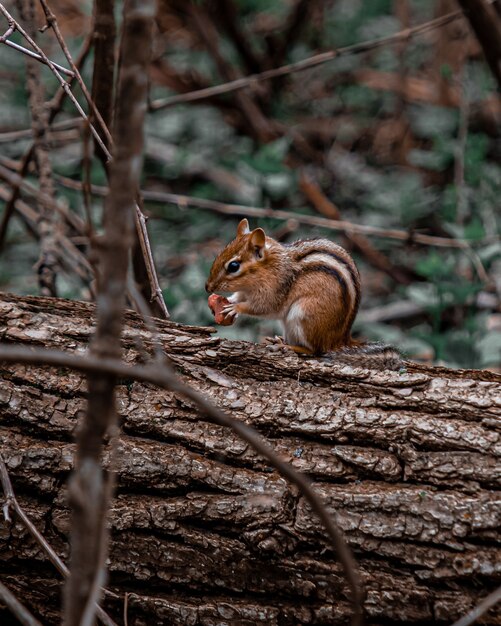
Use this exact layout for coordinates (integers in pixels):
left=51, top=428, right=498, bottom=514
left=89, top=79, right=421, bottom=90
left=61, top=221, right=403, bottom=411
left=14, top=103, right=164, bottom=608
left=0, top=292, right=499, bottom=625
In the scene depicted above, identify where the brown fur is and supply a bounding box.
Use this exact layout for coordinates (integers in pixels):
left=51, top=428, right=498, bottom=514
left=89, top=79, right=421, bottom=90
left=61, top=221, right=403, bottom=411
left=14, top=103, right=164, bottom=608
left=206, top=219, right=361, bottom=354
left=206, top=220, right=402, bottom=369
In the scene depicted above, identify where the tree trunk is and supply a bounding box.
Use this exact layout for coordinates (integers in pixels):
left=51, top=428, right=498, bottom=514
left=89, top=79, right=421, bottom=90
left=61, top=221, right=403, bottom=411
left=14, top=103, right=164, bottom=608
left=0, top=292, right=499, bottom=625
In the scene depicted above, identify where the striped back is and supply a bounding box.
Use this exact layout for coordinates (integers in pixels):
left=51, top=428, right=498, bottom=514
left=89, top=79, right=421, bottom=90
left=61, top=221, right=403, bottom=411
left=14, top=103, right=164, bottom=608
left=288, top=239, right=361, bottom=340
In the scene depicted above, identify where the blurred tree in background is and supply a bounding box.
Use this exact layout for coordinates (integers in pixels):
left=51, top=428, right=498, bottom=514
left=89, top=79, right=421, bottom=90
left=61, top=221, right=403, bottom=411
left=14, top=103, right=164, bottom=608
left=0, top=0, right=500, bottom=369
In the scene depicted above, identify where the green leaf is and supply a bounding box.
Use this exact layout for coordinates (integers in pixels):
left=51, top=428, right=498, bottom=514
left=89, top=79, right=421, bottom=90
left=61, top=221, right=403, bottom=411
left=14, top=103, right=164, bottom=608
left=464, top=133, right=489, bottom=187
left=415, top=252, right=451, bottom=280
left=463, top=217, right=485, bottom=241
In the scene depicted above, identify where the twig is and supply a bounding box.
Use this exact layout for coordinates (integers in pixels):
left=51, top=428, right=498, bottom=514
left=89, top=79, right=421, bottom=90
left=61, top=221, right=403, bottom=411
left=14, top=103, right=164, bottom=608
left=0, top=15, right=14, bottom=39
left=150, top=10, right=463, bottom=110
left=0, top=184, right=94, bottom=290
left=0, top=31, right=91, bottom=253
left=63, top=3, right=155, bottom=625
left=82, top=121, right=94, bottom=238
left=458, top=241, right=490, bottom=284
left=0, top=3, right=108, bottom=156
left=52, top=173, right=499, bottom=250
left=0, top=453, right=119, bottom=626
left=0, top=343, right=365, bottom=626
left=0, top=581, right=42, bottom=626
left=0, top=451, right=68, bottom=581
left=0, top=117, right=82, bottom=143
left=0, top=148, right=34, bottom=254
left=450, top=585, right=501, bottom=626
left=0, top=3, right=168, bottom=317
left=37, top=0, right=113, bottom=149
left=0, top=162, right=86, bottom=234
left=134, top=202, right=169, bottom=319
left=1, top=37, right=74, bottom=76
left=16, top=0, right=59, bottom=297
left=0, top=184, right=38, bottom=239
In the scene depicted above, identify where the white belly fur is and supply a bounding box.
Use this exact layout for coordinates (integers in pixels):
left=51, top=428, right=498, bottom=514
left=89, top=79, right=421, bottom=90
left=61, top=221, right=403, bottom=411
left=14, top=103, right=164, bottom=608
left=283, top=301, right=311, bottom=349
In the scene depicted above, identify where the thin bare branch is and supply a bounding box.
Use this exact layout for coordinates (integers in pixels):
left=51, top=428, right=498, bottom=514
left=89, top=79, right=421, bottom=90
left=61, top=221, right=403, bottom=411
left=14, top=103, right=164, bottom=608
left=63, top=2, right=155, bottom=625
left=37, top=0, right=113, bottom=148
left=0, top=30, right=91, bottom=254
left=0, top=3, right=108, bottom=156
left=134, top=202, right=170, bottom=318
left=0, top=184, right=94, bottom=291
left=0, top=161, right=86, bottom=234
left=0, top=1, right=167, bottom=317
left=0, top=117, right=82, bottom=143
left=450, top=585, right=501, bottom=626
left=53, top=174, right=499, bottom=250
left=0, top=581, right=42, bottom=626
left=150, top=10, right=463, bottom=110
left=0, top=33, right=90, bottom=253
left=1, top=37, right=74, bottom=75
left=0, top=343, right=365, bottom=626
left=0, top=17, right=15, bottom=40
left=0, top=453, right=119, bottom=626
left=16, top=0, right=59, bottom=296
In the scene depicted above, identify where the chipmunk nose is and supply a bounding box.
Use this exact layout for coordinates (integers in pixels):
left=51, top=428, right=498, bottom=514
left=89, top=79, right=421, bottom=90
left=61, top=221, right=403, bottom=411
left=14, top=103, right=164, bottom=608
left=205, top=281, right=210, bottom=293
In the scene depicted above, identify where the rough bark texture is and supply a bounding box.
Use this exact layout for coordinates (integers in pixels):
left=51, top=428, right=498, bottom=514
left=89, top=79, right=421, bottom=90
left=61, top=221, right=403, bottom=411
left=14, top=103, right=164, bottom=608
left=0, top=292, right=500, bottom=625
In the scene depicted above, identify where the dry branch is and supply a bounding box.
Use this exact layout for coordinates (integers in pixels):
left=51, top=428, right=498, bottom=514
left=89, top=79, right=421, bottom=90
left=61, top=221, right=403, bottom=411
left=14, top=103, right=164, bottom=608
left=150, top=10, right=463, bottom=110
left=0, top=452, right=118, bottom=626
left=53, top=173, right=499, bottom=250
left=0, top=36, right=74, bottom=76
left=0, top=32, right=91, bottom=252
left=0, top=3, right=108, bottom=155
left=16, top=0, right=59, bottom=297
left=61, top=2, right=155, bottom=625
left=0, top=1, right=168, bottom=318
left=0, top=581, right=42, bottom=626
left=38, top=0, right=112, bottom=149
left=0, top=292, right=500, bottom=625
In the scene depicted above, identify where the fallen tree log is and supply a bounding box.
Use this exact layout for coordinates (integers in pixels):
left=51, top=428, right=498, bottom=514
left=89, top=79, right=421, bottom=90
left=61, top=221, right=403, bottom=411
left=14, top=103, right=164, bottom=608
left=0, top=292, right=499, bottom=625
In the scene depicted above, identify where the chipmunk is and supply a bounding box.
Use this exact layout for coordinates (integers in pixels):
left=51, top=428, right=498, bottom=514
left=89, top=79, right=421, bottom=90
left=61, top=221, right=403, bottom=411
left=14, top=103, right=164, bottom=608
left=206, top=219, right=402, bottom=370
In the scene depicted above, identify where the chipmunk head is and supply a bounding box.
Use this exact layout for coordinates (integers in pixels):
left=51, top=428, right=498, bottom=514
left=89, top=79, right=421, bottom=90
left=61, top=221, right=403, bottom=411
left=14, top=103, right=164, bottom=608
left=205, top=219, right=268, bottom=294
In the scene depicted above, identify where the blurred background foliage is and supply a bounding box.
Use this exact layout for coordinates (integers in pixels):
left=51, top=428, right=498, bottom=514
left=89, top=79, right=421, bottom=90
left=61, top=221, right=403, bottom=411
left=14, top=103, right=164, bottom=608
left=0, top=0, right=500, bottom=369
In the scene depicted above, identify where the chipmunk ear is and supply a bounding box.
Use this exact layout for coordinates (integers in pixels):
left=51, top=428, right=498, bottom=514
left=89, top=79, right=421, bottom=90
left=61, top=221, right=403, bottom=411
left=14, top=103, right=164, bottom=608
left=236, top=218, right=250, bottom=238
left=249, top=228, right=266, bottom=257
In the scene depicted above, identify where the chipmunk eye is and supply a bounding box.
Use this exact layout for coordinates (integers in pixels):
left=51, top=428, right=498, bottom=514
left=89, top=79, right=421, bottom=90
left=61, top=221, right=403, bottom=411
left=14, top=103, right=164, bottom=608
left=227, top=261, right=240, bottom=274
